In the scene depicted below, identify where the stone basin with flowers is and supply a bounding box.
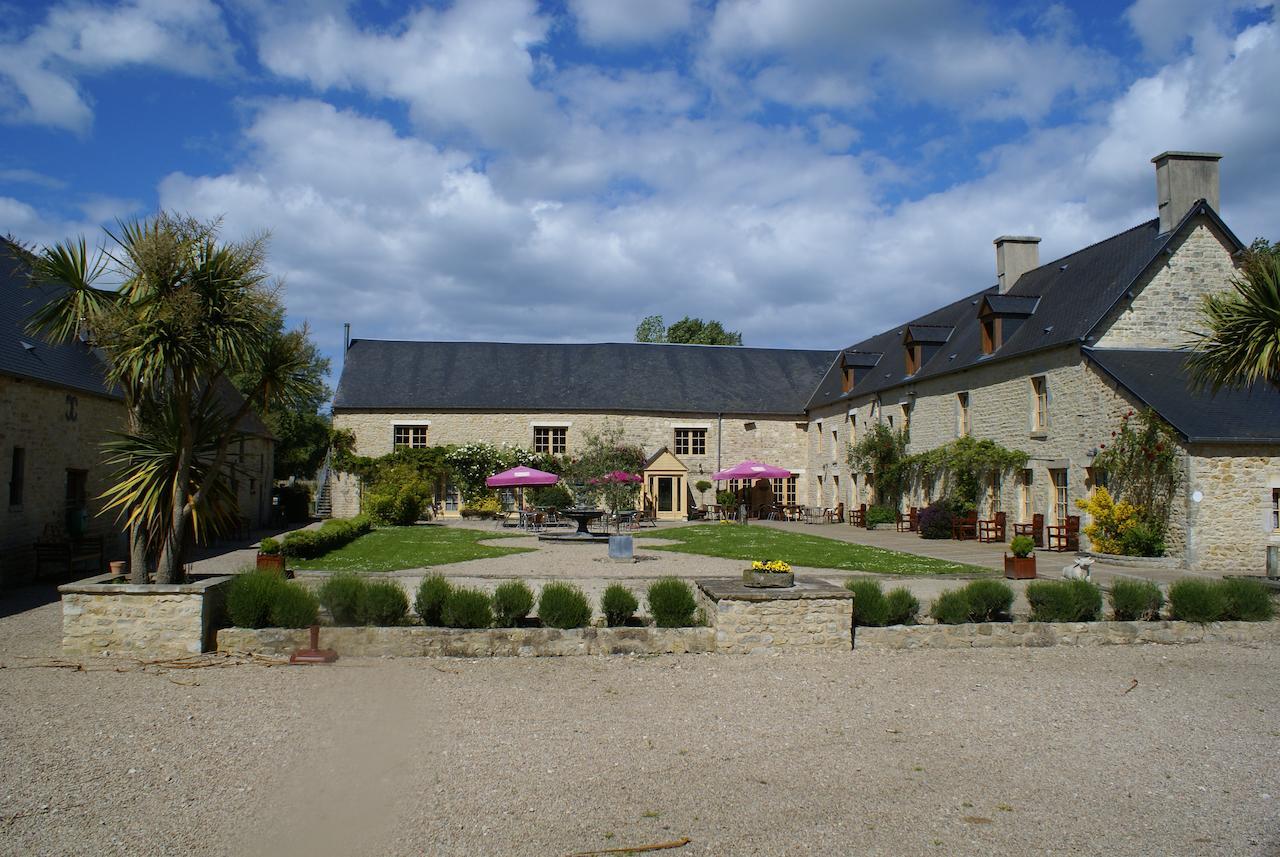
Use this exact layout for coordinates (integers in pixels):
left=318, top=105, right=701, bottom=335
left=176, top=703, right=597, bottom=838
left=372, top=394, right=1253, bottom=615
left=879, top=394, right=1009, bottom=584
left=742, top=560, right=795, bottom=588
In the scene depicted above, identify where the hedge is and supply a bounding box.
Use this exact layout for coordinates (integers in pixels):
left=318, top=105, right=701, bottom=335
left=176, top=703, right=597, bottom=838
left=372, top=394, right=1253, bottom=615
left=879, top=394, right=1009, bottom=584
left=280, top=515, right=374, bottom=559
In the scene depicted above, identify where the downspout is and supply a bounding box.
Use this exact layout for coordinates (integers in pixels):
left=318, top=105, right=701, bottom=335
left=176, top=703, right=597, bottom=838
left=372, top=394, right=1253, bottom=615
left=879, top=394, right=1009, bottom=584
left=716, top=412, right=723, bottom=472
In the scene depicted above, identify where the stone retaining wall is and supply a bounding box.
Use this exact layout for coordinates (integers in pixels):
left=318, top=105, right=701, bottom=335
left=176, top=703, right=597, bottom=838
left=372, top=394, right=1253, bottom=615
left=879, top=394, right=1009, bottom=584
left=696, top=577, right=854, bottom=655
left=217, top=625, right=715, bottom=658
left=854, top=619, right=1280, bottom=650
left=60, top=573, right=232, bottom=657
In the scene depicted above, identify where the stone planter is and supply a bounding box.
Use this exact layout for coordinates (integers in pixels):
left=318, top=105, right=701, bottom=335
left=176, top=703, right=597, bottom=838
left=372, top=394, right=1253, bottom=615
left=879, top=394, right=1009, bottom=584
left=255, top=553, right=286, bottom=574
left=742, top=569, right=794, bottom=588
left=1004, top=554, right=1036, bottom=580
left=59, top=572, right=233, bottom=657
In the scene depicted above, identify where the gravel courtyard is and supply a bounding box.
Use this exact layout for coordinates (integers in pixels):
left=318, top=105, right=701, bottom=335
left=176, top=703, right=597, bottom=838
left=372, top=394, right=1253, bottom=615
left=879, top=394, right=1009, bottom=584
left=2, top=596, right=1278, bottom=857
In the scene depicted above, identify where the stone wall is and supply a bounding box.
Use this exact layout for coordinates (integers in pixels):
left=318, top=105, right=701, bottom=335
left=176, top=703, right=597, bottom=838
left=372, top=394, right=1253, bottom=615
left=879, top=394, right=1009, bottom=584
left=1186, top=444, right=1280, bottom=573
left=696, top=578, right=853, bottom=654
left=217, top=625, right=715, bottom=658
left=1, top=375, right=126, bottom=584
left=854, top=619, right=1280, bottom=650
left=330, top=409, right=810, bottom=516
left=1093, top=219, right=1239, bottom=349
left=59, top=573, right=232, bottom=657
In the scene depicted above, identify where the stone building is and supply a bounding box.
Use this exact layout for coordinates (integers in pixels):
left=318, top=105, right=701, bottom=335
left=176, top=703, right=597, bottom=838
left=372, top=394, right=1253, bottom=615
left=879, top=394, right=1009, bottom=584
left=328, top=151, right=1280, bottom=572
left=1, top=240, right=276, bottom=585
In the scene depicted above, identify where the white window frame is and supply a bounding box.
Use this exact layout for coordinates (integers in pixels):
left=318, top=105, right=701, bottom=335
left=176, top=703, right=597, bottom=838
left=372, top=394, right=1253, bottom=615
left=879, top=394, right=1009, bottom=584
left=1051, top=468, right=1068, bottom=525
left=1032, top=376, right=1049, bottom=431
left=392, top=422, right=430, bottom=449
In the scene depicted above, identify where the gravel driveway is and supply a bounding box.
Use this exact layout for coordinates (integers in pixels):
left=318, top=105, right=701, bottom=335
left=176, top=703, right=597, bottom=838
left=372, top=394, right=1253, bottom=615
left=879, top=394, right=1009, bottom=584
left=1, top=598, right=1277, bottom=857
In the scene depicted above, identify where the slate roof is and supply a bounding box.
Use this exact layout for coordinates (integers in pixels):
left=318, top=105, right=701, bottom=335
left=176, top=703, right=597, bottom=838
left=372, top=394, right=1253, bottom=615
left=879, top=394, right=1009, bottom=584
left=0, top=238, right=118, bottom=399
left=982, top=294, right=1040, bottom=315
left=1084, top=349, right=1280, bottom=444
left=333, top=339, right=837, bottom=416
left=1, top=238, right=272, bottom=439
left=809, top=201, right=1247, bottom=409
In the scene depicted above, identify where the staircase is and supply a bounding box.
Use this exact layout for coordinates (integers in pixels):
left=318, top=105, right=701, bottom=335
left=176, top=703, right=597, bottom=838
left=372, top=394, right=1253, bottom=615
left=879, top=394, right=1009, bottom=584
left=314, top=453, right=333, bottom=519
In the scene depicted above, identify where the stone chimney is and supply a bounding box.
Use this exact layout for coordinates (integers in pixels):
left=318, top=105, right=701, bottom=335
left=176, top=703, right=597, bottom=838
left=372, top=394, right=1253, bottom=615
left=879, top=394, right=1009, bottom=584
left=994, top=236, right=1041, bottom=294
left=1152, top=151, right=1221, bottom=235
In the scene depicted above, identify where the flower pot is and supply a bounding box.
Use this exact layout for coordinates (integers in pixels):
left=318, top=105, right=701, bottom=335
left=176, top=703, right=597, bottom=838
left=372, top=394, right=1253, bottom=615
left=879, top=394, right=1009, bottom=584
left=256, top=553, right=286, bottom=575
left=1003, top=553, right=1036, bottom=580
left=742, top=569, right=795, bottom=588
left=108, top=560, right=127, bottom=579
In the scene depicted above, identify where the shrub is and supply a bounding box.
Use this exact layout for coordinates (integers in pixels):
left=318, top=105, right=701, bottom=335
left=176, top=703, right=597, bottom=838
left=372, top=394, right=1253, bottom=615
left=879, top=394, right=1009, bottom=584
left=281, top=515, right=374, bottom=559
left=269, top=584, right=320, bottom=629
left=1075, top=487, right=1143, bottom=555
left=918, top=502, right=953, bottom=539
left=1009, top=535, right=1035, bottom=558
left=695, top=479, right=713, bottom=494
left=930, top=589, right=972, bottom=625
left=844, top=579, right=888, bottom=627
left=930, top=580, right=1014, bottom=624
left=365, top=489, right=424, bottom=526
left=1118, top=523, right=1165, bottom=558
left=1168, top=578, right=1227, bottom=623
left=358, top=579, right=409, bottom=625
left=884, top=587, right=921, bottom=626
left=460, top=494, right=502, bottom=518
left=491, top=580, right=535, bottom=626
left=318, top=573, right=366, bottom=626
left=963, top=579, right=1014, bottom=622
left=866, top=505, right=897, bottom=528
left=1218, top=578, right=1275, bottom=621
left=226, top=570, right=288, bottom=628
left=1109, top=578, right=1164, bottom=621
left=415, top=574, right=452, bottom=625
left=1026, top=579, right=1103, bottom=622
left=647, top=577, right=697, bottom=627
left=441, top=588, right=493, bottom=629
left=601, top=583, right=639, bottom=627
left=530, top=483, right=574, bottom=509
left=258, top=536, right=281, bottom=556
left=716, top=490, right=739, bottom=510
left=538, top=582, right=592, bottom=629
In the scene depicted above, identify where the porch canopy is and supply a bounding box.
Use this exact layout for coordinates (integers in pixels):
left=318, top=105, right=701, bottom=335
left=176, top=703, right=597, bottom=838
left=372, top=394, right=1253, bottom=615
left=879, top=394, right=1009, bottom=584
left=711, top=460, right=792, bottom=480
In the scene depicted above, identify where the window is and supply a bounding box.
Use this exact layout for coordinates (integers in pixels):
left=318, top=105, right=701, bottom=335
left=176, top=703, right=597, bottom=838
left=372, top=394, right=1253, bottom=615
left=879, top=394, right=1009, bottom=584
left=957, top=392, right=970, bottom=436
left=8, top=447, right=24, bottom=506
left=443, top=484, right=460, bottom=512
left=901, top=404, right=911, bottom=434
left=393, top=425, right=429, bottom=449
left=905, top=344, right=922, bottom=375
left=990, top=473, right=1002, bottom=514
left=1051, top=469, right=1068, bottom=524
left=533, top=426, right=567, bottom=455
left=981, top=316, right=1000, bottom=354
left=887, top=415, right=894, bottom=430
left=849, top=413, right=857, bottom=445
left=674, top=428, right=706, bottom=456
left=1031, top=377, right=1048, bottom=431
left=841, top=366, right=853, bottom=393
left=1019, top=469, right=1033, bottom=522
left=831, top=429, right=839, bottom=461
left=771, top=476, right=798, bottom=506
left=1272, top=488, right=1279, bottom=532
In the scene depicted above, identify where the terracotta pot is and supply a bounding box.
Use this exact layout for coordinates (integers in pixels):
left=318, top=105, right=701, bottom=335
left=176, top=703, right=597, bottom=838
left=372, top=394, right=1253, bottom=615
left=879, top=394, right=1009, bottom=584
left=108, top=560, right=127, bottom=579
left=256, top=553, right=286, bottom=575
left=742, top=569, right=795, bottom=588
left=1003, top=554, right=1037, bottom=580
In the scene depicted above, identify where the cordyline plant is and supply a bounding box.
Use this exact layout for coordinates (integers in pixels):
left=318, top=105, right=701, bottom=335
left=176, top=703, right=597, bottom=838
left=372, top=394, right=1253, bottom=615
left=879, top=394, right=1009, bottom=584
left=25, top=213, right=321, bottom=584
left=1186, top=244, right=1280, bottom=392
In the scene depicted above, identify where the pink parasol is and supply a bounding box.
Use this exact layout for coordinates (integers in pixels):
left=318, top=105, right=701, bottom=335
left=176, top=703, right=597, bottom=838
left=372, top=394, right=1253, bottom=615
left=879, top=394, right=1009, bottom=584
left=711, top=460, right=792, bottom=480
left=485, top=466, right=560, bottom=487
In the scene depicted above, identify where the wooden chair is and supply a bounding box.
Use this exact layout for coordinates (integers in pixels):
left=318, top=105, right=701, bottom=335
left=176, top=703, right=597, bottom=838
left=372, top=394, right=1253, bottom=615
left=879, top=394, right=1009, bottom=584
left=951, top=512, right=978, bottom=541
left=848, top=503, right=866, bottom=528
left=896, top=507, right=918, bottom=532
left=1012, top=513, right=1044, bottom=548
left=826, top=502, right=845, bottom=524
left=977, top=511, right=1006, bottom=543
left=1046, top=515, right=1080, bottom=552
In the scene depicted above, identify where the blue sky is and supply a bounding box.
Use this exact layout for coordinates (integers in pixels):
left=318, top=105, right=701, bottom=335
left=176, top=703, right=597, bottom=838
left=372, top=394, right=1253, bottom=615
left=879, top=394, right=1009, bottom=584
left=2, top=0, right=1277, bottom=383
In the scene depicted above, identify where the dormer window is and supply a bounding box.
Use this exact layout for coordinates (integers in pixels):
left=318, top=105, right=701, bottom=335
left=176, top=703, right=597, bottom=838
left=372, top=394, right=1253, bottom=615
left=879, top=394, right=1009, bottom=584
left=840, top=351, right=881, bottom=392
left=978, top=294, right=1040, bottom=355
left=902, top=326, right=952, bottom=376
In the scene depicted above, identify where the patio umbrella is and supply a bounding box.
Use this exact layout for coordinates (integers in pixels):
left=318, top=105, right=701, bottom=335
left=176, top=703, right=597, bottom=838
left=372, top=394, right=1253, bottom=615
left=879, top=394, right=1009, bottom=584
left=485, top=466, right=560, bottom=512
left=710, top=460, right=792, bottom=480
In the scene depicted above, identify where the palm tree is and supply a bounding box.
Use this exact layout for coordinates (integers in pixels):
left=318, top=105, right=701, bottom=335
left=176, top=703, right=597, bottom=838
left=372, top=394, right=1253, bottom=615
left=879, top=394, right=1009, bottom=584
left=1187, top=252, right=1280, bottom=392
left=26, top=214, right=322, bottom=583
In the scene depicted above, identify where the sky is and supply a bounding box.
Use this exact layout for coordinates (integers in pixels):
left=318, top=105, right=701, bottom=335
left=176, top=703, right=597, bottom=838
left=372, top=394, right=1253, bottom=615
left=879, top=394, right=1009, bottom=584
left=1, top=0, right=1277, bottom=386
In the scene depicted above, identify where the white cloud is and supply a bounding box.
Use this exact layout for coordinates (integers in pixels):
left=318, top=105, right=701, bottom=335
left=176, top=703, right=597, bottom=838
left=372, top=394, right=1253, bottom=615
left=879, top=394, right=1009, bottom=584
left=254, top=0, right=556, bottom=150
left=0, top=0, right=238, bottom=133
left=1124, top=0, right=1269, bottom=60
left=569, top=0, right=697, bottom=46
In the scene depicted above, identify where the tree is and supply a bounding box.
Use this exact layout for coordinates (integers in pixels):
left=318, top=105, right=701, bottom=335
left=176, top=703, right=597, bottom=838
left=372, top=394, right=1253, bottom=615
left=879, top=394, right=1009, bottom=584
left=634, top=314, right=743, bottom=345
left=1186, top=238, right=1280, bottom=391
left=27, top=214, right=321, bottom=583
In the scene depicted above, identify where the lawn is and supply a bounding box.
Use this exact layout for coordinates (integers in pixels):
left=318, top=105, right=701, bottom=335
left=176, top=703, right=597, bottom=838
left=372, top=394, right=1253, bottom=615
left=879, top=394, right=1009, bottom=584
left=640, top=524, right=992, bottom=575
left=288, top=525, right=534, bottom=572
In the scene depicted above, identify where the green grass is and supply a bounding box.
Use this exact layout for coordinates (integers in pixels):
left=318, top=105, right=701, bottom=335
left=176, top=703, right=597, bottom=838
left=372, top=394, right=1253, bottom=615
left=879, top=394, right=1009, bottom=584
left=289, top=525, right=533, bottom=572
left=639, top=524, right=991, bottom=575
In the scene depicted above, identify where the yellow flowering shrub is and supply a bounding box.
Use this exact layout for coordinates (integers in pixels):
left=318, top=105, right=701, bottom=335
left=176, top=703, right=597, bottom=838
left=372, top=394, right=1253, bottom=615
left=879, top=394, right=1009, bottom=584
left=1075, top=488, right=1144, bottom=555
